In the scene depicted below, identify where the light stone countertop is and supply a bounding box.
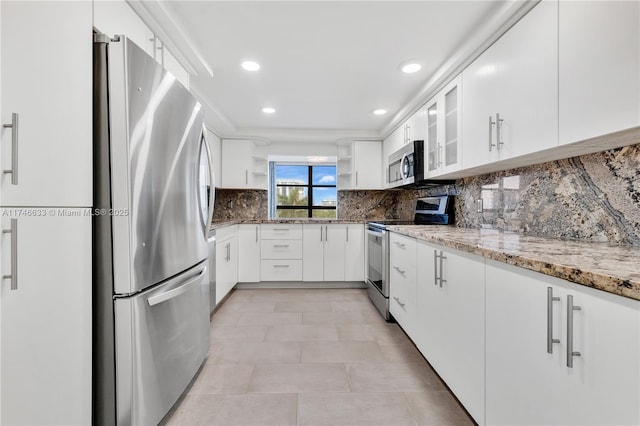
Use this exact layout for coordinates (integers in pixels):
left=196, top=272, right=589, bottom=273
left=387, top=225, right=640, bottom=301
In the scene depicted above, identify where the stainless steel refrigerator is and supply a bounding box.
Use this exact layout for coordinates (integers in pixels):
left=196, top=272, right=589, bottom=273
left=93, top=35, right=214, bottom=425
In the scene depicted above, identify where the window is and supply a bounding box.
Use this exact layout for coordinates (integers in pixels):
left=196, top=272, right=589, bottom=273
left=271, top=163, right=337, bottom=218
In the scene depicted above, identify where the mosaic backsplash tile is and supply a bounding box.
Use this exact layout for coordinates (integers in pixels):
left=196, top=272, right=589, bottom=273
left=213, top=142, right=640, bottom=244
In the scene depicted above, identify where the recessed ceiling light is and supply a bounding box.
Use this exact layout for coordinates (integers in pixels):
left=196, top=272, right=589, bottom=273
left=241, top=61, right=260, bottom=71
left=401, top=62, right=422, bottom=74
left=373, top=109, right=387, bottom=115
left=262, top=107, right=276, bottom=114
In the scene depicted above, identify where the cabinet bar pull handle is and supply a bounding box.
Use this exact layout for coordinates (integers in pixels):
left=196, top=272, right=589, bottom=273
left=438, top=144, right=443, bottom=167
left=567, top=295, right=582, bottom=368
left=434, top=250, right=439, bottom=286
left=393, top=265, right=405, bottom=274
left=2, top=218, right=18, bottom=290
left=325, top=225, right=328, bottom=241
left=394, top=241, right=405, bottom=248
left=439, top=251, right=446, bottom=288
left=355, top=171, right=358, bottom=187
left=273, top=244, right=289, bottom=248
left=393, top=296, right=405, bottom=308
left=256, top=226, right=259, bottom=242
left=496, top=113, right=504, bottom=150
left=245, top=169, right=248, bottom=185
left=346, top=226, right=349, bottom=242
left=546, top=287, right=561, bottom=354
left=3, top=113, right=19, bottom=185
left=488, top=116, right=496, bottom=152
left=273, top=228, right=289, bottom=231
left=273, top=264, right=290, bottom=268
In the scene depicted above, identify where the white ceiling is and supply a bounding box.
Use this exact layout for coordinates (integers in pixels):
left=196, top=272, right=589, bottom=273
left=148, top=1, right=532, bottom=142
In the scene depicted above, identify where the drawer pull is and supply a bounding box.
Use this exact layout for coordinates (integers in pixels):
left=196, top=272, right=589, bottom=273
left=546, top=287, right=560, bottom=354
left=273, top=228, right=289, bottom=231
left=392, top=265, right=405, bottom=275
left=273, top=244, right=290, bottom=248
left=567, top=295, right=582, bottom=368
left=273, top=264, right=290, bottom=268
left=393, top=241, right=406, bottom=249
left=393, top=296, right=405, bottom=308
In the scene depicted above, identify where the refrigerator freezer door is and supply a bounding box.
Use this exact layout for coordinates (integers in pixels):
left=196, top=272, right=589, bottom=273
left=114, top=261, right=210, bottom=426
left=108, top=37, right=208, bottom=295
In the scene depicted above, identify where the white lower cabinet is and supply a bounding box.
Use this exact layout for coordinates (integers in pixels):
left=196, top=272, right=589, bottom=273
left=237, top=224, right=260, bottom=283
left=302, top=224, right=346, bottom=282
left=486, top=260, right=640, bottom=426
left=344, top=224, right=365, bottom=281
left=389, top=233, right=417, bottom=336
left=215, top=225, right=237, bottom=303
left=415, top=240, right=485, bottom=425
left=1, top=212, right=91, bottom=425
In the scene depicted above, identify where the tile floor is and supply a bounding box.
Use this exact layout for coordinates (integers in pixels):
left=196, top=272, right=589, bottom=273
left=162, top=288, right=474, bottom=426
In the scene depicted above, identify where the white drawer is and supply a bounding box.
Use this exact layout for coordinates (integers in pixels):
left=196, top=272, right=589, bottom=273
left=215, top=224, right=237, bottom=242
left=389, top=233, right=417, bottom=271
left=260, top=240, right=303, bottom=260
left=261, top=224, right=303, bottom=240
left=260, top=260, right=303, bottom=281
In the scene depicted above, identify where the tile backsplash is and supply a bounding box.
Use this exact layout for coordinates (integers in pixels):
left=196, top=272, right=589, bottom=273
left=213, top=143, right=640, bottom=244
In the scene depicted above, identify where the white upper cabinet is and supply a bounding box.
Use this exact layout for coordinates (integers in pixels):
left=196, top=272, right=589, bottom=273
left=220, top=139, right=268, bottom=189
left=559, top=1, right=640, bottom=146
left=337, top=141, right=382, bottom=190
left=1, top=1, right=92, bottom=207
left=93, top=0, right=190, bottom=89
left=462, top=0, right=558, bottom=170
left=425, top=76, right=462, bottom=178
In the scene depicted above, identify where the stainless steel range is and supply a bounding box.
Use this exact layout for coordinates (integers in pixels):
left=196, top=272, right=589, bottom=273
left=366, top=195, right=454, bottom=320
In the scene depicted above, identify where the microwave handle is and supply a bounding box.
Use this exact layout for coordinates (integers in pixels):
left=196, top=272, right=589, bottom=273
left=400, top=153, right=409, bottom=180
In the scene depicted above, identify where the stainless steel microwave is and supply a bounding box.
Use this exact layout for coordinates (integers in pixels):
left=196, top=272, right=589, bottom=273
left=388, top=140, right=425, bottom=188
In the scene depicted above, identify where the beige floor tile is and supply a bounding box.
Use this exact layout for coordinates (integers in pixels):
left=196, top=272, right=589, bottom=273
left=301, top=341, right=387, bottom=363
left=361, top=308, right=391, bottom=325
left=303, top=289, right=369, bottom=302
left=250, top=289, right=309, bottom=302
left=165, top=393, right=297, bottom=426
left=210, top=324, right=268, bottom=342
left=275, top=301, right=333, bottom=313
left=331, top=300, right=379, bottom=312
left=217, top=300, right=277, bottom=313
left=237, top=312, right=303, bottom=326
left=224, top=289, right=253, bottom=302
left=264, top=324, right=339, bottom=342
left=210, top=310, right=243, bottom=327
left=247, top=363, right=350, bottom=394
left=379, top=341, right=428, bottom=363
left=346, top=362, right=443, bottom=393
left=336, top=323, right=413, bottom=345
left=404, top=391, right=475, bottom=425
left=210, top=341, right=301, bottom=364
left=297, top=392, right=418, bottom=426
left=188, top=363, right=255, bottom=395
left=303, top=311, right=366, bottom=325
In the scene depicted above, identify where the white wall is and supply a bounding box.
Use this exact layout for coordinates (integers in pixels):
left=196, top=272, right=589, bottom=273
left=267, top=141, right=337, bottom=158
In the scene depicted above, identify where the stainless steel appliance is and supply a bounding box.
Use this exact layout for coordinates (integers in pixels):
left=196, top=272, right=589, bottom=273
left=366, top=195, right=454, bottom=320
left=93, top=35, right=215, bottom=426
left=388, top=140, right=425, bottom=187
left=208, top=229, right=217, bottom=313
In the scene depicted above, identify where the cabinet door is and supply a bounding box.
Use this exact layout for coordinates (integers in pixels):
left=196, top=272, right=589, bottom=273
left=559, top=1, right=640, bottom=145
left=1, top=2, right=92, bottom=207
left=302, top=224, right=324, bottom=281
left=440, top=77, right=462, bottom=175
left=415, top=242, right=444, bottom=369
left=437, top=246, right=485, bottom=424
left=215, top=240, right=232, bottom=303
left=344, top=224, right=364, bottom=281
left=93, top=0, right=155, bottom=57
left=485, top=260, right=569, bottom=426
left=228, top=236, right=238, bottom=287
left=221, top=140, right=253, bottom=188
left=425, top=97, right=440, bottom=175
left=238, top=225, right=260, bottom=283
left=353, top=141, right=382, bottom=189
left=1, top=211, right=91, bottom=425
left=566, top=284, right=640, bottom=426
left=496, top=0, right=558, bottom=159
left=323, top=225, right=346, bottom=281
left=461, top=38, right=501, bottom=170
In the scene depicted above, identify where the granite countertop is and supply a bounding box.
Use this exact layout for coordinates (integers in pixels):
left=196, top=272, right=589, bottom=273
left=387, top=225, right=640, bottom=301
left=210, top=219, right=368, bottom=230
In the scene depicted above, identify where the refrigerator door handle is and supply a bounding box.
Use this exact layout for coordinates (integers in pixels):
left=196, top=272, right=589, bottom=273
left=201, top=125, right=215, bottom=230
left=147, top=267, right=206, bottom=306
